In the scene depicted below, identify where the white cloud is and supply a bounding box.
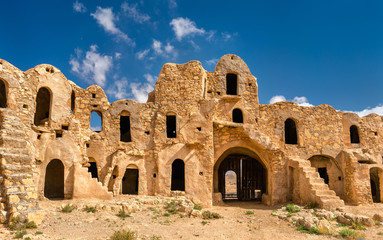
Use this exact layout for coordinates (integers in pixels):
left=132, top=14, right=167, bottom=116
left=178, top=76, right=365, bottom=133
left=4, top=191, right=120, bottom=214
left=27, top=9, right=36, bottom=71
left=269, top=95, right=287, bottom=104
left=345, top=104, right=383, bottom=117
left=69, top=45, right=113, bottom=87
left=152, top=39, right=163, bottom=54
left=73, top=1, right=87, bottom=13
left=205, top=58, right=219, bottom=66
left=115, top=52, right=122, bottom=59
left=292, top=96, right=314, bottom=107
left=131, top=82, right=154, bottom=103
left=168, top=0, right=177, bottom=8
left=164, top=42, right=174, bottom=54
left=136, top=49, right=150, bottom=60
left=121, top=2, right=150, bottom=24
left=222, top=32, right=232, bottom=41
left=269, top=95, right=314, bottom=107
left=91, top=7, right=132, bottom=43
left=106, top=77, right=129, bottom=99
left=170, top=17, right=205, bottom=41
left=144, top=73, right=157, bottom=84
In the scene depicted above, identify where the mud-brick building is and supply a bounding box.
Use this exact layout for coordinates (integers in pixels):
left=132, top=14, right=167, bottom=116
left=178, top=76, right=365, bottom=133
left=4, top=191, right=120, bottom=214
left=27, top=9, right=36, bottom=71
left=0, top=54, right=382, bottom=223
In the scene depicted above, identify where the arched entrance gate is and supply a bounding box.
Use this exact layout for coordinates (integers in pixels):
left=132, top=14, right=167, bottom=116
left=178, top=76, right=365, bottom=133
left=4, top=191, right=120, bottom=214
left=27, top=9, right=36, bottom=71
left=216, top=148, right=267, bottom=201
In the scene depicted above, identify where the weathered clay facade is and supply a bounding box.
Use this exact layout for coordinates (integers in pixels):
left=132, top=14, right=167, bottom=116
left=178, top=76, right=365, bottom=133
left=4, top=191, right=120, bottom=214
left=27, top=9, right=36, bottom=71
left=0, top=54, right=382, bottom=223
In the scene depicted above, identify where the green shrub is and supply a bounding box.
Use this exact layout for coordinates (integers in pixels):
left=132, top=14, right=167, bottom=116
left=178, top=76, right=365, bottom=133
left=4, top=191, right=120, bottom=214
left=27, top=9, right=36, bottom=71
left=163, top=200, right=180, bottom=215
left=193, top=205, right=202, bottom=211
left=26, top=221, right=37, bottom=229
left=201, top=221, right=208, bottom=225
left=111, top=229, right=137, bottom=240
left=116, top=209, right=131, bottom=220
left=245, top=210, right=254, bottom=215
left=296, top=225, right=319, bottom=235
left=14, top=230, right=27, bottom=239
left=9, top=217, right=36, bottom=231
left=35, top=231, right=43, bottom=235
left=337, top=223, right=348, bottom=227
left=84, top=205, right=97, bottom=213
left=339, top=229, right=356, bottom=238
left=351, top=222, right=366, bottom=230
left=285, top=204, right=300, bottom=213
left=202, top=211, right=222, bottom=219
left=61, top=204, right=76, bottom=213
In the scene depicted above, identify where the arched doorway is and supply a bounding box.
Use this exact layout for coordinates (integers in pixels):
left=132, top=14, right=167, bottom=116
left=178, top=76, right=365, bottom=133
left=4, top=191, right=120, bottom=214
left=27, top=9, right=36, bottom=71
left=225, top=170, right=237, bottom=199
left=34, top=87, right=51, bottom=126
left=215, top=148, right=267, bottom=201
left=370, top=167, right=381, bottom=203
left=44, top=159, right=64, bottom=199
left=171, top=159, right=185, bottom=191
left=122, top=165, right=139, bottom=195
left=0, top=79, right=7, bottom=108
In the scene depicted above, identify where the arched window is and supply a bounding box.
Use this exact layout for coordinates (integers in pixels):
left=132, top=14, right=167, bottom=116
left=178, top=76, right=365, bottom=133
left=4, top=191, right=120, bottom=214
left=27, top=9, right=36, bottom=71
left=34, top=87, right=51, bottom=126
left=0, top=79, right=7, bottom=108
left=71, top=90, right=75, bottom=113
left=120, top=111, right=131, bottom=142
left=285, top=118, right=298, bottom=144
left=171, top=159, right=185, bottom=191
left=226, top=73, right=238, bottom=95
left=44, top=159, right=64, bottom=199
left=90, top=111, right=102, bottom=132
left=232, top=108, right=243, bottom=123
left=166, top=114, right=176, bottom=138
left=350, top=125, right=360, bottom=144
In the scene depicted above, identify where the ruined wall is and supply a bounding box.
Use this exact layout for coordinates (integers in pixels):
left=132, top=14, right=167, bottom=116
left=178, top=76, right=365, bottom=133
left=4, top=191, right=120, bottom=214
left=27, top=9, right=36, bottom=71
left=0, top=53, right=382, bottom=222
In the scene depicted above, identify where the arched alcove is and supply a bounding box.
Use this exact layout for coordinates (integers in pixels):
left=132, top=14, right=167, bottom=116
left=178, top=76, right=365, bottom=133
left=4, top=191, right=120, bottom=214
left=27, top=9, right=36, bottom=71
left=44, top=159, right=64, bottom=199
left=370, top=167, right=381, bottom=203
left=34, top=87, right=51, bottom=126
left=171, top=159, right=185, bottom=191
left=225, top=170, right=237, bottom=199
left=350, top=125, right=360, bottom=144
left=285, top=118, right=298, bottom=144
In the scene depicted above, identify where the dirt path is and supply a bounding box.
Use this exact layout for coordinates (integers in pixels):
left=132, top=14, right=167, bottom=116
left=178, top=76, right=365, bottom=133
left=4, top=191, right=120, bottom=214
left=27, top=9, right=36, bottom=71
left=1, top=196, right=383, bottom=239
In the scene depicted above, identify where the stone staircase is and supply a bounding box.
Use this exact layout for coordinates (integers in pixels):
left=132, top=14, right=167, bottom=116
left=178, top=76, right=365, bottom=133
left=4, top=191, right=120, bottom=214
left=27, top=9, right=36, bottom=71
left=0, top=108, right=42, bottom=224
left=289, top=158, right=344, bottom=210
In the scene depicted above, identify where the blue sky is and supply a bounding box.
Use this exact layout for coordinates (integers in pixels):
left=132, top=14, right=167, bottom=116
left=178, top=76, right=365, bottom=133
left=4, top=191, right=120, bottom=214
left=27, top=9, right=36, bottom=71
left=0, top=0, right=382, bottom=116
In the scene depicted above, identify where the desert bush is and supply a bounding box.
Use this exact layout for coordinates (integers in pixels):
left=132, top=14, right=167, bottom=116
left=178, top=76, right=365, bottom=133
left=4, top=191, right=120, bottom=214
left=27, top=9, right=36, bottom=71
left=116, top=209, right=131, bottom=220
left=304, top=202, right=316, bottom=209
left=14, top=230, right=27, bottom=239
left=111, top=229, right=137, bottom=240
left=193, top=205, right=202, bottom=211
left=202, top=211, right=222, bottom=219
left=84, top=205, right=97, bottom=213
left=351, top=222, right=366, bottom=230
left=61, top=204, right=76, bottom=213
left=285, top=204, right=300, bottom=213
left=245, top=210, right=254, bottom=215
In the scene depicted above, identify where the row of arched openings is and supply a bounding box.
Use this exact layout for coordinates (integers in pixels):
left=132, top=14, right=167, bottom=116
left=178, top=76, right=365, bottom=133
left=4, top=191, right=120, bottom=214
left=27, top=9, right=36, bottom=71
left=284, top=118, right=360, bottom=145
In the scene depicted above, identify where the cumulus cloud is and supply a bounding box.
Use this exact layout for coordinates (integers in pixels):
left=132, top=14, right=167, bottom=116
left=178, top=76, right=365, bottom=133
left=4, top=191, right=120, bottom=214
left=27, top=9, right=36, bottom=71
left=131, top=82, right=154, bottom=103
left=345, top=104, right=383, bottom=117
left=170, top=17, right=205, bottom=41
left=106, top=77, right=129, bottom=99
left=152, top=39, right=163, bottom=54
left=91, top=7, right=132, bottom=43
left=69, top=45, right=113, bottom=87
left=73, top=1, right=87, bottom=12
left=269, top=95, right=313, bottom=107
left=121, top=2, right=150, bottom=23
left=136, top=49, right=150, bottom=60
left=144, top=73, right=157, bottom=84
left=150, top=39, right=176, bottom=57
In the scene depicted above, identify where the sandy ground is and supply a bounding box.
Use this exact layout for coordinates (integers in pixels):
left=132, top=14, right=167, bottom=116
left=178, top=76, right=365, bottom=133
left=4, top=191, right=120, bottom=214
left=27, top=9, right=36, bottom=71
left=1, top=196, right=383, bottom=240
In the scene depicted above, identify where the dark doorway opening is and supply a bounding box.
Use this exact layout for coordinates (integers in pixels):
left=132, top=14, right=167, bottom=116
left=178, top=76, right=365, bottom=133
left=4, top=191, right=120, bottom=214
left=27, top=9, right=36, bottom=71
left=34, top=87, right=51, bottom=126
left=171, top=159, right=185, bottom=191
left=318, top=167, right=329, bottom=184
left=71, top=91, right=75, bottom=113
left=232, top=108, right=243, bottom=123
left=370, top=168, right=381, bottom=203
left=0, top=80, right=6, bottom=108
left=166, top=115, right=176, bottom=138
left=218, top=154, right=266, bottom=201
left=350, top=125, right=360, bottom=143
left=120, top=116, right=132, bottom=142
left=226, top=73, right=237, bottom=95
left=87, top=162, right=98, bottom=180
left=44, top=159, right=64, bottom=199
left=285, top=118, right=297, bottom=144
left=122, top=168, right=139, bottom=194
